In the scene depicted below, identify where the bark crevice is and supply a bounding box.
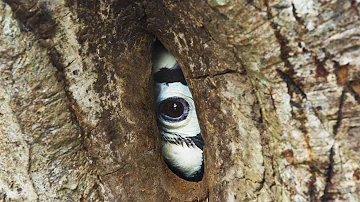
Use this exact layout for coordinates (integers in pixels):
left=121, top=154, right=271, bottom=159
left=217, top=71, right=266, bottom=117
left=1, top=0, right=359, bottom=201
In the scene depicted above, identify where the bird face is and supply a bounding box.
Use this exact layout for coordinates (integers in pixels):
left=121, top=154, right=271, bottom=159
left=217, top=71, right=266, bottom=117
left=152, top=41, right=204, bottom=182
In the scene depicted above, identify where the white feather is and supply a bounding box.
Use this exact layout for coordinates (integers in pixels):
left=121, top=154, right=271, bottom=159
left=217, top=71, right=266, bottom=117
left=152, top=48, right=177, bottom=73
left=162, top=141, right=203, bottom=177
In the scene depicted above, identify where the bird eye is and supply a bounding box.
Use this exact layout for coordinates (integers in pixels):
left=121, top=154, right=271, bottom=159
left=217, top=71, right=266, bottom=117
left=158, top=97, right=189, bottom=122
left=152, top=40, right=204, bottom=182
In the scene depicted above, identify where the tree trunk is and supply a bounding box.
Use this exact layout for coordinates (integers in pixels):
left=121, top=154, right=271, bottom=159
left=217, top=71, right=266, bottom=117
left=0, top=0, right=359, bottom=201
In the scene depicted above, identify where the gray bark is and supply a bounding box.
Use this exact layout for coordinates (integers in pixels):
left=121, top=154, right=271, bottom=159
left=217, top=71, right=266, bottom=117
left=0, top=0, right=359, bottom=201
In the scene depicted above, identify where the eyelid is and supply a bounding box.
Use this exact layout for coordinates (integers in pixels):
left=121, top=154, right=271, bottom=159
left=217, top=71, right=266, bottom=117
left=156, top=83, right=193, bottom=101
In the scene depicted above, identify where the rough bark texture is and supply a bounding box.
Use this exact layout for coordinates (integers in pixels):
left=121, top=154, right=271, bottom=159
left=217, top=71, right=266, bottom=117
left=0, top=0, right=359, bottom=201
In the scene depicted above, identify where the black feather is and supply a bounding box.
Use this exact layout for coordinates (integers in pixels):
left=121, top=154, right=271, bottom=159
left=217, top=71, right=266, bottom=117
left=153, top=67, right=188, bottom=85
left=189, top=134, right=204, bottom=150
left=161, top=133, right=204, bottom=150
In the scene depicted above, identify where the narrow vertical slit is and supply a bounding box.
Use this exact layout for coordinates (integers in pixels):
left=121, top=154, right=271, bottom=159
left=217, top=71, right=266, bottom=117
left=152, top=40, right=204, bottom=182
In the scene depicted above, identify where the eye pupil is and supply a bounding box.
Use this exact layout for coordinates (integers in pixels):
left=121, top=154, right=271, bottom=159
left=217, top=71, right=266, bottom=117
left=166, top=101, right=184, bottom=118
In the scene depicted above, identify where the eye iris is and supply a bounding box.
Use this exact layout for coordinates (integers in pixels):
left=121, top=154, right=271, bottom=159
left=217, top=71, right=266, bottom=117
left=158, top=97, right=189, bottom=122
left=166, top=101, right=184, bottom=118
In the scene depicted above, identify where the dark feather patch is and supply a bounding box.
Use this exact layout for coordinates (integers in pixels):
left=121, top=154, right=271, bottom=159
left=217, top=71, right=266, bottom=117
left=161, top=133, right=204, bottom=150
left=153, top=67, right=188, bottom=85
left=189, top=134, right=204, bottom=150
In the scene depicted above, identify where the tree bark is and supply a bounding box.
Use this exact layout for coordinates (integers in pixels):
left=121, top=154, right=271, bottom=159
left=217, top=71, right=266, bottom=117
left=0, top=0, right=359, bottom=201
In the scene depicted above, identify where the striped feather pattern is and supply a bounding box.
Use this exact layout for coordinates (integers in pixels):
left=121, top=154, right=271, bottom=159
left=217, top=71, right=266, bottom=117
left=153, top=41, right=204, bottom=182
